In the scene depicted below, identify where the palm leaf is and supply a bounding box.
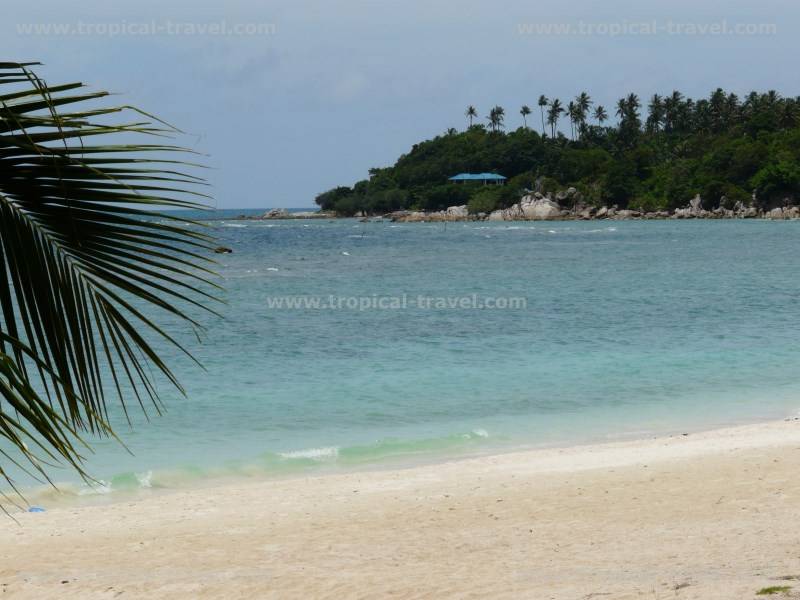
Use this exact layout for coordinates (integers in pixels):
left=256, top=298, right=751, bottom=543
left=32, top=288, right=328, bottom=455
left=0, top=61, right=220, bottom=506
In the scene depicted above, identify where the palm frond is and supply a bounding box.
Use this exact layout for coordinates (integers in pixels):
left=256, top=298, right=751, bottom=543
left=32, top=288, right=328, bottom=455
left=0, top=61, right=219, bottom=502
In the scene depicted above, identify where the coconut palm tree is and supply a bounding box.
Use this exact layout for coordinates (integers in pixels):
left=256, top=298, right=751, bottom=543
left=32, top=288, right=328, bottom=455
left=646, top=94, right=664, bottom=132
left=567, top=101, right=578, bottom=140
left=575, top=92, right=592, bottom=137
left=520, top=105, right=531, bottom=129
left=546, top=99, right=563, bottom=138
left=626, top=93, right=641, bottom=122
left=0, top=62, right=219, bottom=499
left=615, top=97, right=629, bottom=122
left=664, top=90, right=684, bottom=132
left=487, top=105, right=505, bottom=132
left=465, top=105, right=478, bottom=128
left=593, top=105, right=608, bottom=125
left=537, top=95, right=549, bottom=136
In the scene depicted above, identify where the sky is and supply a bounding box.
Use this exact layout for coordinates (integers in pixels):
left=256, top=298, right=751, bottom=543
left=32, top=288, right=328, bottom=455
left=3, top=0, right=797, bottom=208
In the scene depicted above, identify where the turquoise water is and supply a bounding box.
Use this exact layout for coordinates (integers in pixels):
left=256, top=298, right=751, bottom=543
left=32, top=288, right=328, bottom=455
left=10, top=215, right=800, bottom=498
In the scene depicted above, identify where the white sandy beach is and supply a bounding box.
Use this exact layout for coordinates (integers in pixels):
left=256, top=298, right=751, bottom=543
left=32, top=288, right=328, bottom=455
left=3, top=420, right=800, bottom=599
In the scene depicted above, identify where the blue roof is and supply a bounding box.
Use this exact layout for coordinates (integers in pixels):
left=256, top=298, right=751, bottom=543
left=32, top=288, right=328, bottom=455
left=448, top=172, right=507, bottom=181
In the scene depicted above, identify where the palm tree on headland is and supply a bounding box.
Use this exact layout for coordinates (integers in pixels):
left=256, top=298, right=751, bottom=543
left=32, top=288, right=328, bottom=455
left=546, top=98, right=564, bottom=138
left=593, top=105, right=608, bottom=125
left=487, top=105, right=505, bottom=132
left=520, top=104, right=531, bottom=129
left=646, top=94, right=665, bottom=132
left=616, top=97, right=629, bottom=125
left=567, top=101, right=578, bottom=140
left=538, top=95, right=549, bottom=136
left=465, top=105, right=477, bottom=128
left=576, top=92, right=592, bottom=138
left=0, top=62, right=220, bottom=500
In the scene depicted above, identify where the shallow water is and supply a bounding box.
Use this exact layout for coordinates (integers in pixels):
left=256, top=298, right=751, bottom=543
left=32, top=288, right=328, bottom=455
left=9, top=214, right=800, bottom=499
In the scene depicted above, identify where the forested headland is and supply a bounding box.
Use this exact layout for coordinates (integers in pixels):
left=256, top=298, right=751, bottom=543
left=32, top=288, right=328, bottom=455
left=315, top=90, right=800, bottom=217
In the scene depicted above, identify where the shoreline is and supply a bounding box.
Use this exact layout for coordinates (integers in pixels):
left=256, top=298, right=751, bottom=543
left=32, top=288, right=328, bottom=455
left=4, top=418, right=800, bottom=598
left=13, top=407, right=796, bottom=509
left=238, top=195, right=800, bottom=223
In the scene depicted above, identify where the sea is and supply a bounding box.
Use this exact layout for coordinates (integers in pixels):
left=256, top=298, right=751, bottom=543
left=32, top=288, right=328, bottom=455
left=9, top=210, right=800, bottom=502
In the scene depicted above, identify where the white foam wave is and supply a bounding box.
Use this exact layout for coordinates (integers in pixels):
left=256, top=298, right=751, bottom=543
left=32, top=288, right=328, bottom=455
left=78, top=480, right=112, bottom=495
left=279, top=446, right=340, bottom=460
left=136, top=470, right=153, bottom=488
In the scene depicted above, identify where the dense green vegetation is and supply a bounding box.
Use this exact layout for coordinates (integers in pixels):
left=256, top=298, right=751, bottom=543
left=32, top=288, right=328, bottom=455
left=316, top=90, right=800, bottom=216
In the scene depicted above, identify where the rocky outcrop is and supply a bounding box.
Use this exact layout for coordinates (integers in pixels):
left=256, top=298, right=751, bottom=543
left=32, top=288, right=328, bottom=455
left=245, top=209, right=335, bottom=220
left=243, top=191, right=800, bottom=223
left=390, top=205, right=472, bottom=222
left=766, top=206, right=800, bottom=220
left=485, top=196, right=562, bottom=221
left=523, top=196, right=562, bottom=220
left=239, top=209, right=335, bottom=220
left=672, top=195, right=707, bottom=219
left=292, top=211, right=332, bottom=219
left=613, top=209, right=640, bottom=220
left=446, top=205, right=469, bottom=219
left=382, top=196, right=796, bottom=222
left=264, top=208, right=290, bottom=219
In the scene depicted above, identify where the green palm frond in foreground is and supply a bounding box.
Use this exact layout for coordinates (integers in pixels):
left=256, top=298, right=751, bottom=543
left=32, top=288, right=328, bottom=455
left=0, top=61, right=220, bottom=504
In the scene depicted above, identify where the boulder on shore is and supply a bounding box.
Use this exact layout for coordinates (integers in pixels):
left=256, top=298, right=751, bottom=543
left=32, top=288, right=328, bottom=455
left=263, top=208, right=290, bottom=219
left=520, top=195, right=561, bottom=220
left=446, top=205, right=469, bottom=219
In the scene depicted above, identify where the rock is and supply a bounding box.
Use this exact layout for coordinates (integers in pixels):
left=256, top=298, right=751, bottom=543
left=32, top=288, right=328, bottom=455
left=389, top=210, right=426, bottom=222
left=672, top=207, right=694, bottom=219
left=595, top=206, right=608, bottom=219
left=742, top=206, right=759, bottom=218
left=488, top=210, right=506, bottom=221
left=445, top=205, right=469, bottom=219
left=214, top=246, right=233, bottom=254
left=288, top=211, right=330, bottom=219
left=404, top=211, right=429, bottom=222
left=785, top=206, right=800, bottom=219
left=504, top=204, right=524, bottom=220
left=520, top=197, right=561, bottom=220
left=263, top=208, right=290, bottom=219
left=614, top=209, right=640, bottom=219
left=767, top=207, right=786, bottom=219
left=673, top=195, right=705, bottom=219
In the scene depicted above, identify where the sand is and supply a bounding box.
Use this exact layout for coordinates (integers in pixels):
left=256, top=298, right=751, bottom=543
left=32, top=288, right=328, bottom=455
left=3, top=420, right=800, bottom=599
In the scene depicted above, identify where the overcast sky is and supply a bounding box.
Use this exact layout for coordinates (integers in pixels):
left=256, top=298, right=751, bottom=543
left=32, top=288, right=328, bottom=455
left=3, top=0, right=795, bottom=208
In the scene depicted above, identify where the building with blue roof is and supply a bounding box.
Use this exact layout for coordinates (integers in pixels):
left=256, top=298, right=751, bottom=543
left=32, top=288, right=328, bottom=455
left=448, top=172, right=507, bottom=185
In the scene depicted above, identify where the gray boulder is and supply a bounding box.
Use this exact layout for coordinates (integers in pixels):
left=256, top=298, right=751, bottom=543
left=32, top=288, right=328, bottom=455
left=264, top=208, right=290, bottom=219
left=445, top=205, right=469, bottom=219
left=521, top=197, right=561, bottom=220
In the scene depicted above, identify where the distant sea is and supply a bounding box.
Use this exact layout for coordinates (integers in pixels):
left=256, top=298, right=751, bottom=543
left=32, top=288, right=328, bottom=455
left=10, top=212, right=800, bottom=500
